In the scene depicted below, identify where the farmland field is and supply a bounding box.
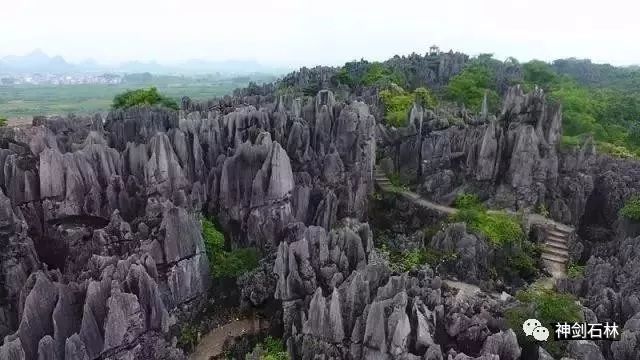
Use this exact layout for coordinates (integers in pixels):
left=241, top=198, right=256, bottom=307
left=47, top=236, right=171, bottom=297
left=0, top=75, right=277, bottom=120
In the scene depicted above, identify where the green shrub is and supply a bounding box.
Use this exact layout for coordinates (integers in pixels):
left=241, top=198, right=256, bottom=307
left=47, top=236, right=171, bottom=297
left=112, top=87, right=179, bottom=110
left=451, top=193, right=535, bottom=280
left=454, top=193, right=483, bottom=210
left=445, top=64, right=500, bottom=112
left=361, top=62, right=406, bottom=88
left=379, top=244, right=454, bottom=273
left=561, top=135, right=584, bottom=149
left=475, top=212, right=525, bottom=245
left=386, top=172, right=409, bottom=191
left=506, top=287, right=582, bottom=358
left=500, top=240, right=540, bottom=280
left=0, top=117, right=7, bottom=127
left=334, top=67, right=355, bottom=87
left=523, top=60, right=559, bottom=90
left=567, top=262, right=586, bottom=278
left=596, top=141, right=639, bottom=159
left=379, top=88, right=413, bottom=127
left=621, top=196, right=640, bottom=221
left=452, top=193, right=525, bottom=245
left=214, top=248, right=259, bottom=278
left=414, top=87, right=438, bottom=109
left=452, top=207, right=524, bottom=246
left=250, top=336, right=289, bottom=360
left=535, top=203, right=550, bottom=217
left=177, top=324, right=199, bottom=352
left=201, top=217, right=259, bottom=278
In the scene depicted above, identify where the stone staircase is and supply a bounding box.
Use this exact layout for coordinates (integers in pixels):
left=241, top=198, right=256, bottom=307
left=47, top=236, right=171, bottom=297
left=374, top=168, right=393, bottom=190
left=373, top=168, right=574, bottom=278
left=374, top=168, right=457, bottom=215
left=540, top=223, right=572, bottom=278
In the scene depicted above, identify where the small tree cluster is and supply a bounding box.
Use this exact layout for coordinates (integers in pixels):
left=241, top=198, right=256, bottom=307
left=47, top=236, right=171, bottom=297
left=112, top=87, right=179, bottom=110
left=620, top=196, right=640, bottom=222
left=201, top=217, right=259, bottom=278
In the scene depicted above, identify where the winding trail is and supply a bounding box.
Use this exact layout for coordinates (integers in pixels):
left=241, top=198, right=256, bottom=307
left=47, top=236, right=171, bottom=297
left=189, top=317, right=269, bottom=360
left=374, top=168, right=573, bottom=278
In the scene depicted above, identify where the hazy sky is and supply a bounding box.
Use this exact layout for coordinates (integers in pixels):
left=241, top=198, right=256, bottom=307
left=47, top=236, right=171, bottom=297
left=1, top=0, right=638, bottom=67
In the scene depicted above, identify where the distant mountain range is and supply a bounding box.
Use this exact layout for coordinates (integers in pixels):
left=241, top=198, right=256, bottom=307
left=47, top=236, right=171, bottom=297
left=0, top=49, right=291, bottom=75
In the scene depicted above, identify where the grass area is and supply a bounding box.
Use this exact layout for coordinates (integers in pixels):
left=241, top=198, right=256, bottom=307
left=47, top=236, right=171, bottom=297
left=0, top=76, right=265, bottom=117
left=201, top=217, right=259, bottom=278
left=452, top=193, right=524, bottom=246
left=451, top=193, right=538, bottom=280
left=506, top=286, right=583, bottom=357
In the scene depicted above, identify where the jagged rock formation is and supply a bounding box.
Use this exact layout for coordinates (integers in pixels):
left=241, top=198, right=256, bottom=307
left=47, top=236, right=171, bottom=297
left=384, top=51, right=470, bottom=89
left=1, top=53, right=638, bottom=360
left=430, top=223, right=489, bottom=284
left=273, top=220, right=520, bottom=359
left=0, top=88, right=376, bottom=359
left=378, top=85, right=567, bottom=214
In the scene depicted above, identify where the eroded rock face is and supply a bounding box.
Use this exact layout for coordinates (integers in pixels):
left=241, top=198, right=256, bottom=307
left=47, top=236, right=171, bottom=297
left=378, top=85, right=562, bottom=213
left=0, top=204, right=202, bottom=359
left=430, top=223, right=489, bottom=284
left=0, top=88, right=377, bottom=359
left=274, top=220, right=520, bottom=360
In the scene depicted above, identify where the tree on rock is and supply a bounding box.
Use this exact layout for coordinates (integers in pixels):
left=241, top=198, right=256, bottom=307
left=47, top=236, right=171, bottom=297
left=112, top=87, right=179, bottom=110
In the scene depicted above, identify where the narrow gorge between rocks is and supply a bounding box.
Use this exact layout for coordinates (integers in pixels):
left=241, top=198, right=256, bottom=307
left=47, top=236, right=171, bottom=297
left=1, top=53, right=640, bottom=360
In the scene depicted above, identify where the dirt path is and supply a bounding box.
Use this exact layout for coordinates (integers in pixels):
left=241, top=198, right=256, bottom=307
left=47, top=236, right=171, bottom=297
left=189, top=317, right=269, bottom=360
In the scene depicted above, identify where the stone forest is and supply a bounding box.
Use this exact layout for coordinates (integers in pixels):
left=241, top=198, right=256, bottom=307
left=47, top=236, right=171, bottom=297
left=1, top=51, right=640, bottom=360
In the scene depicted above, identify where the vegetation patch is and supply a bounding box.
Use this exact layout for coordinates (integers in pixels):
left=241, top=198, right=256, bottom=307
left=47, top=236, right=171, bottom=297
left=445, top=61, right=500, bottom=112
left=535, top=203, right=550, bottom=217
left=596, top=141, right=639, bottom=159
left=413, top=87, right=438, bottom=109
left=506, top=287, right=583, bottom=357
left=378, top=244, right=456, bottom=273
left=523, top=61, right=640, bottom=158
left=620, top=196, right=640, bottom=222
left=386, top=172, right=410, bottom=192
left=177, top=324, right=199, bottom=352
left=333, top=60, right=406, bottom=89
left=0, top=117, right=7, bottom=127
left=249, top=336, right=289, bottom=360
left=567, top=262, right=586, bottom=278
left=454, top=193, right=482, bottom=210
left=112, top=87, right=179, bottom=110
left=379, top=86, right=414, bottom=127
left=451, top=193, right=537, bottom=280
left=201, top=217, right=259, bottom=278
left=379, top=86, right=440, bottom=128
left=452, top=193, right=524, bottom=246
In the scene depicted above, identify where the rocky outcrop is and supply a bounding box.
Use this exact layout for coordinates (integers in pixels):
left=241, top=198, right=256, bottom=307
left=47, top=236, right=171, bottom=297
left=0, top=84, right=378, bottom=359
left=384, top=51, right=470, bottom=89
left=378, top=85, right=563, bottom=213
left=0, top=196, right=208, bottom=359
left=274, top=220, right=520, bottom=360
left=430, top=223, right=489, bottom=284
left=0, top=189, right=39, bottom=341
